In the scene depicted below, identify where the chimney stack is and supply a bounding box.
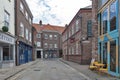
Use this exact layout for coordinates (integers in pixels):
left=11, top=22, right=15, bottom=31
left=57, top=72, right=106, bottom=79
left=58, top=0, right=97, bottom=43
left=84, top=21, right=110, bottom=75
left=39, top=20, right=42, bottom=26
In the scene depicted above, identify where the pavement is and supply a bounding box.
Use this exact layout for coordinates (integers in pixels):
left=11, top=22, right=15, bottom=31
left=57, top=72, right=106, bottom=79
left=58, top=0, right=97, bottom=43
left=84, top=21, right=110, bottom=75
left=59, top=58, right=120, bottom=80
left=0, top=60, right=38, bottom=80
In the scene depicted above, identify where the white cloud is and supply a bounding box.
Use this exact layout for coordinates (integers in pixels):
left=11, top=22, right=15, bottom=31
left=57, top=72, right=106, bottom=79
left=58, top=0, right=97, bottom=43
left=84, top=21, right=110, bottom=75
left=26, top=0, right=91, bottom=26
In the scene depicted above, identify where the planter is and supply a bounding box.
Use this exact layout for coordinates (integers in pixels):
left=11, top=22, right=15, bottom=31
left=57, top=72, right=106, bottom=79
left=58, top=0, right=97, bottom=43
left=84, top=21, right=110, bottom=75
left=2, top=26, right=9, bottom=32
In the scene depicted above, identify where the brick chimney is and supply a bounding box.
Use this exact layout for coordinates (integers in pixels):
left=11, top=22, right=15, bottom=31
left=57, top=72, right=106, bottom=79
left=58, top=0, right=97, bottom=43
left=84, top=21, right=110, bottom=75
left=39, top=20, right=42, bottom=26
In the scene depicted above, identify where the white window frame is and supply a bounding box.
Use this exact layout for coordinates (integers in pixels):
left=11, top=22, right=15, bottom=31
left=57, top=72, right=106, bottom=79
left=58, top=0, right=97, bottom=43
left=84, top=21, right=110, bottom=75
left=37, top=42, right=41, bottom=47
left=44, top=34, right=48, bottom=39
left=44, top=43, right=48, bottom=48
left=29, top=32, right=32, bottom=42
left=4, top=10, right=10, bottom=27
left=54, top=44, right=57, bottom=48
left=49, top=35, right=53, bottom=40
left=19, top=22, right=24, bottom=37
left=76, top=20, right=79, bottom=32
left=20, top=2, right=24, bottom=13
left=54, top=35, right=57, bottom=40
left=26, top=28, right=28, bottom=40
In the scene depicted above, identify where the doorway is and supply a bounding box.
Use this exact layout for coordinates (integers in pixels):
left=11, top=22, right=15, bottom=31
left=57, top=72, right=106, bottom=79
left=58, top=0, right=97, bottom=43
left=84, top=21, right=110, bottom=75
left=37, top=51, right=41, bottom=58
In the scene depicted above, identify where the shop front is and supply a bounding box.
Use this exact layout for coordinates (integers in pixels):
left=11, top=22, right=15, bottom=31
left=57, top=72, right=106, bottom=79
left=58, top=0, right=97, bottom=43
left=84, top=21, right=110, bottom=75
left=98, top=0, right=120, bottom=77
left=18, top=41, right=32, bottom=65
left=0, top=31, right=15, bottom=68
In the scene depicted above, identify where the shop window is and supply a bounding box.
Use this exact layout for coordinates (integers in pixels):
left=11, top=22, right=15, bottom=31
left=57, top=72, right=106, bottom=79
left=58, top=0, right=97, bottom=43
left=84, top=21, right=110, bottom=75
left=99, top=43, right=102, bottom=63
left=110, top=0, right=117, bottom=31
left=3, top=46, right=13, bottom=60
left=103, top=42, right=107, bottom=68
left=110, top=40, right=116, bottom=72
left=102, top=8, right=108, bottom=34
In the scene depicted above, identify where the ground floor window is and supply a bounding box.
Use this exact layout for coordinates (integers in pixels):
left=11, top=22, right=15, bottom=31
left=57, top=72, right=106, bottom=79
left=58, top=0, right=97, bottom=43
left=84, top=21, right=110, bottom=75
left=3, top=45, right=13, bottom=61
left=110, top=40, right=116, bottom=72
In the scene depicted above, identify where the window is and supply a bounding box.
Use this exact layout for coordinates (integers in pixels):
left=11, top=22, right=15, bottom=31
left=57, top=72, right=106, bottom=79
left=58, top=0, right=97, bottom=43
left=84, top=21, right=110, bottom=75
left=4, top=11, right=10, bottom=27
left=19, top=22, right=24, bottom=37
left=29, top=18, right=32, bottom=24
left=87, top=20, right=92, bottom=37
left=26, top=29, right=28, bottom=40
left=98, top=13, right=102, bottom=35
left=102, top=8, right=108, bottom=34
left=20, top=2, right=24, bottom=13
left=54, top=35, right=57, bottom=40
left=49, top=44, right=53, bottom=48
left=29, top=32, right=31, bottom=42
left=72, top=26, right=74, bottom=35
left=76, top=42, right=78, bottom=54
left=37, top=33, right=41, bottom=38
left=110, top=0, right=117, bottom=31
left=72, top=47, right=74, bottom=54
left=110, top=40, right=116, bottom=72
left=54, top=44, right=57, bottom=48
left=49, top=35, right=53, bottom=40
left=44, top=43, right=48, bottom=48
left=69, top=48, right=71, bottom=55
left=37, top=42, right=41, bottom=47
left=76, top=20, right=79, bottom=32
left=25, top=11, right=28, bottom=20
left=44, top=34, right=48, bottom=39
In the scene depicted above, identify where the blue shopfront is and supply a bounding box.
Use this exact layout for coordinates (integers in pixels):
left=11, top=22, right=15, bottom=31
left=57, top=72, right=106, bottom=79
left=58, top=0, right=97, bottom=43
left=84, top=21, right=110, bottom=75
left=98, top=0, right=120, bottom=77
left=19, top=41, right=32, bottom=65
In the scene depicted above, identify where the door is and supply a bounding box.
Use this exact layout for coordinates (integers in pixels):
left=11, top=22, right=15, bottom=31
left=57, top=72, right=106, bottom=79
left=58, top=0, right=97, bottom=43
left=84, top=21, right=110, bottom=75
left=37, top=51, right=41, bottom=58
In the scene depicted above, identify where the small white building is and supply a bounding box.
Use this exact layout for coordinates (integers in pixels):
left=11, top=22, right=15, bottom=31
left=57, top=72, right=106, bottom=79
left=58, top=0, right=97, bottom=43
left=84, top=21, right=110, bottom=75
left=0, top=0, right=15, bottom=68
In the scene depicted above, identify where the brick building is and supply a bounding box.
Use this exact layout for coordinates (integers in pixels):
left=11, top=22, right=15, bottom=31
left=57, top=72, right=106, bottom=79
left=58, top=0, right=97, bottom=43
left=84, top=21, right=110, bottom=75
left=33, top=21, right=65, bottom=59
left=62, top=6, right=92, bottom=64
left=15, top=0, right=33, bottom=65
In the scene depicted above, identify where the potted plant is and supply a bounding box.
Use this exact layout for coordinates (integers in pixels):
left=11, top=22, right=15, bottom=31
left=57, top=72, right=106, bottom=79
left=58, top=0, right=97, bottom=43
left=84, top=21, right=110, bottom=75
left=2, top=26, right=9, bottom=32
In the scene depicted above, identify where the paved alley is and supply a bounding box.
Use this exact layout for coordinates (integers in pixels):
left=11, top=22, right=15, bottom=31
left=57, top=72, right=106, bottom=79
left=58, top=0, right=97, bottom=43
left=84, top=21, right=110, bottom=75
left=8, top=59, right=90, bottom=80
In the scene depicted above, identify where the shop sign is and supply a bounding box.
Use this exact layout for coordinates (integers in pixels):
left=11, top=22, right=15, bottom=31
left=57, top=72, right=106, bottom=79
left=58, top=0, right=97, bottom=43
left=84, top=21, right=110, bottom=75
left=0, top=32, right=15, bottom=44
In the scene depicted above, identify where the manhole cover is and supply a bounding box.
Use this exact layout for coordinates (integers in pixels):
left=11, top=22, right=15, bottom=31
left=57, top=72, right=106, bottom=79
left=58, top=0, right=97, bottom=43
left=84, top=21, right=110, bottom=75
left=34, top=69, right=41, bottom=71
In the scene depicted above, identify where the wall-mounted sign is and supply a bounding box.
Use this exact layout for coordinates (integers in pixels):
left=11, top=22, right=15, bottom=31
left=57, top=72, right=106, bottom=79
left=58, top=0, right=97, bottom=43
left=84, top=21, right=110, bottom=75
left=0, top=32, right=15, bottom=44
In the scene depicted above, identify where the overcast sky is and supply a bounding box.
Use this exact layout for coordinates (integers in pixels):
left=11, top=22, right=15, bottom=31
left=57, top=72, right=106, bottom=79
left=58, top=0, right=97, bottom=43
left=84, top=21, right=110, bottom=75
left=26, top=0, right=91, bottom=26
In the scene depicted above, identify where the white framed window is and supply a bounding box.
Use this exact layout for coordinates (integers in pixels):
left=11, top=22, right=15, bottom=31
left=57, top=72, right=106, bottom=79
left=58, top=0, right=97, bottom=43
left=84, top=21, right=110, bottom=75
left=20, top=2, right=24, bottom=13
left=29, top=18, right=32, bottom=24
left=72, top=47, right=74, bottom=54
left=29, top=32, right=31, bottom=42
left=76, top=42, right=79, bottom=54
left=44, top=43, right=48, bottom=48
left=37, top=42, right=41, bottom=47
left=76, top=20, right=79, bottom=32
left=4, top=11, right=10, bottom=27
left=36, top=33, right=41, bottom=38
left=54, top=44, right=57, bottom=48
left=26, top=28, right=28, bottom=40
left=54, top=35, right=57, bottom=40
left=44, top=34, right=48, bottom=39
left=25, top=11, right=28, bottom=20
left=72, top=26, right=74, bottom=35
left=19, top=22, right=24, bottom=37
left=49, top=35, right=53, bottom=40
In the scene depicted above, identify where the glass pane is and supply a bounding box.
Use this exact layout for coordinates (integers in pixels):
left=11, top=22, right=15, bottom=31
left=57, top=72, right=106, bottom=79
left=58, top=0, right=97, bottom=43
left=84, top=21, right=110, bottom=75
left=102, top=8, right=108, bottom=34
left=110, top=40, right=116, bottom=72
left=110, top=0, right=117, bottom=31
left=103, top=42, right=107, bottom=68
left=99, top=43, right=102, bottom=62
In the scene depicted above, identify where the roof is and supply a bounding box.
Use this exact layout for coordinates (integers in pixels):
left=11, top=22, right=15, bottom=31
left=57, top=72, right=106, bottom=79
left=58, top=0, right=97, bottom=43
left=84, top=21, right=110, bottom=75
left=33, top=23, right=65, bottom=34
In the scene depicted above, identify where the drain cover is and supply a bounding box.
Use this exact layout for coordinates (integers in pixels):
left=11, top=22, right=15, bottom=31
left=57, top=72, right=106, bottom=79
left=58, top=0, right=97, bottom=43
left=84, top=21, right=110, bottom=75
left=34, top=69, right=41, bottom=71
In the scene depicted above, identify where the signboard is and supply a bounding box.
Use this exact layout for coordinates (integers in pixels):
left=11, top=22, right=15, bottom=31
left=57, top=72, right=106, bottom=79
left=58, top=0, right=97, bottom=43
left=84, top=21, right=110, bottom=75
left=0, top=32, right=15, bottom=44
